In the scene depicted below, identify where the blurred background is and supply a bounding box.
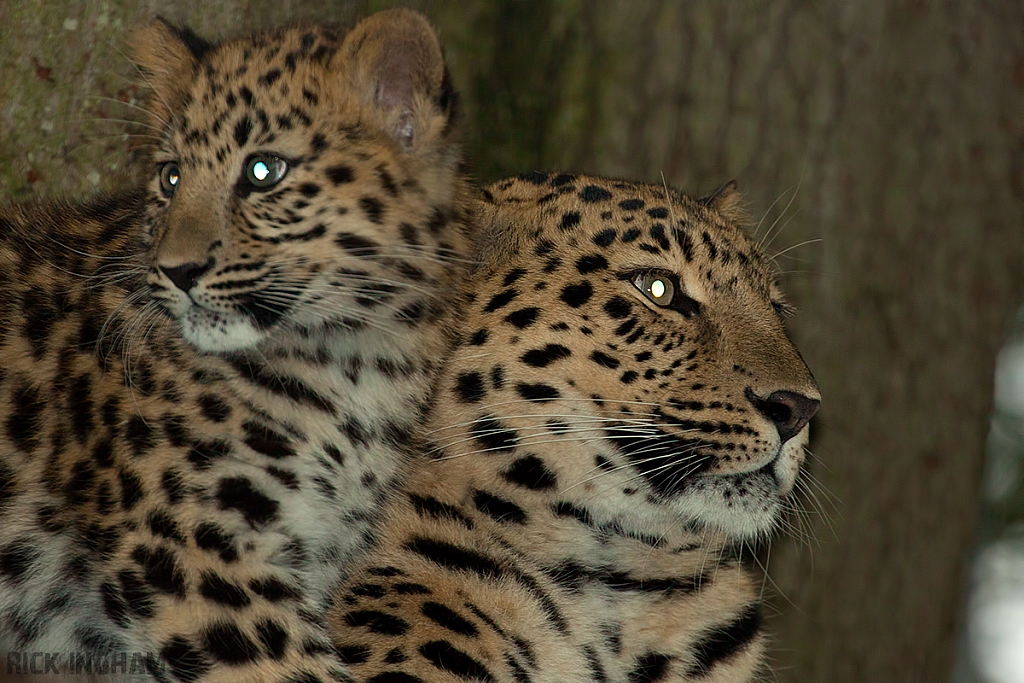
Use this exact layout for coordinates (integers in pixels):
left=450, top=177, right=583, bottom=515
left=2, top=1, right=1023, bottom=680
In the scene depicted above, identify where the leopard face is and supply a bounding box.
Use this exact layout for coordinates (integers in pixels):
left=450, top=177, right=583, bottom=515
left=462, top=173, right=820, bottom=539
left=135, top=18, right=463, bottom=353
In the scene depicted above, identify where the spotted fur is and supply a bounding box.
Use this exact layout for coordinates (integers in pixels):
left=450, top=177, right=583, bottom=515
left=327, top=174, right=820, bottom=682
left=0, top=10, right=472, bottom=682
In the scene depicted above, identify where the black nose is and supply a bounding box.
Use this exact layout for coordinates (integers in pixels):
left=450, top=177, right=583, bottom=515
left=745, top=388, right=820, bottom=444
left=160, top=258, right=214, bottom=293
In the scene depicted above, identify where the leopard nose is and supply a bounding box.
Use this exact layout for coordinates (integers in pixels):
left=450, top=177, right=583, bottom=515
left=160, top=258, right=214, bottom=293
left=745, top=388, right=820, bottom=444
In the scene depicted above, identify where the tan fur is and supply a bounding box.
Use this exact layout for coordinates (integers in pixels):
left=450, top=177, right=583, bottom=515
left=0, top=10, right=472, bottom=683
left=327, top=174, right=819, bottom=682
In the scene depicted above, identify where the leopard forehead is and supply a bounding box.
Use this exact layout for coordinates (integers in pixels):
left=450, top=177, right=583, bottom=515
left=478, top=173, right=778, bottom=302
left=165, top=28, right=353, bottom=166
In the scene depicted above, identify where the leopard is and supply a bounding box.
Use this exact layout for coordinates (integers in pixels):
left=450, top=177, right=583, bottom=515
left=325, top=172, right=821, bottom=682
left=0, top=9, right=474, bottom=683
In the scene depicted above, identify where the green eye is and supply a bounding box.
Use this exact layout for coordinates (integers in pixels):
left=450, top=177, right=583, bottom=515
left=244, top=155, right=288, bottom=188
left=631, top=271, right=676, bottom=307
left=159, top=162, right=180, bottom=197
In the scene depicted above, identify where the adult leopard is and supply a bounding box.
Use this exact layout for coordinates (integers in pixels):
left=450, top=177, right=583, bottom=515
left=0, top=9, right=471, bottom=683
left=327, top=173, right=820, bottom=682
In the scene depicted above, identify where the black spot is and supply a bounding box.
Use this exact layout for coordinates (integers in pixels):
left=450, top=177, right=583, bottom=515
left=473, top=489, right=528, bottom=525
left=593, top=228, right=617, bottom=247
left=560, top=281, right=593, bottom=308
left=197, top=394, right=232, bottom=422
left=234, top=116, right=252, bottom=147
left=69, top=374, right=94, bottom=443
left=344, top=610, right=410, bottom=636
left=160, top=414, right=190, bottom=448
left=119, top=469, right=143, bottom=510
left=327, top=165, right=354, bottom=184
left=628, top=652, right=671, bottom=682
left=255, top=619, right=288, bottom=660
left=310, top=133, right=327, bottom=153
left=148, top=509, right=186, bottom=544
left=7, top=382, right=44, bottom=452
left=576, top=254, right=608, bottom=274
left=351, top=582, right=386, bottom=598
left=686, top=605, right=762, bottom=677
left=421, top=602, right=479, bottom=637
left=298, top=182, right=321, bottom=198
left=202, top=622, right=261, bottom=664
left=193, top=523, right=238, bottom=563
left=335, top=232, right=381, bottom=256
left=124, top=415, right=156, bottom=456
left=199, top=572, right=251, bottom=608
left=619, top=198, right=644, bottom=211
left=560, top=210, right=581, bottom=230
left=510, top=171, right=546, bottom=185
left=646, top=207, right=669, bottom=219
left=503, top=267, right=528, bottom=286
left=130, top=545, right=185, bottom=597
left=604, top=296, right=633, bottom=319
left=502, top=455, right=557, bottom=490
left=590, top=351, right=620, bottom=369
left=468, top=329, right=489, bottom=346
left=242, top=420, right=295, bottom=459
left=521, top=344, right=571, bottom=368
left=484, top=289, right=519, bottom=312
left=504, top=307, right=540, bottom=329
left=454, top=372, right=486, bottom=403
left=187, top=439, right=232, bottom=470
left=405, top=537, right=503, bottom=583
left=248, top=576, right=301, bottom=602
left=336, top=644, right=371, bottom=664
left=580, top=185, right=613, bottom=202
left=161, top=637, right=210, bottom=683
left=341, top=416, right=371, bottom=447
left=393, top=582, right=431, bottom=595
left=259, top=68, right=282, bottom=85
left=620, top=371, right=639, bottom=384
left=0, top=541, right=38, bottom=584
left=515, top=382, right=560, bottom=402
left=490, top=365, right=506, bottom=390
left=216, top=476, right=279, bottom=528
left=64, top=459, right=95, bottom=506
left=408, top=493, right=474, bottom=529
left=384, top=648, right=407, bottom=664
left=418, top=640, right=494, bottom=681
left=360, top=196, right=384, bottom=224
left=470, top=415, right=518, bottom=452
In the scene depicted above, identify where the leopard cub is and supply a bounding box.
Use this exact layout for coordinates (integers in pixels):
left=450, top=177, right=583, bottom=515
left=0, top=9, right=472, bottom=683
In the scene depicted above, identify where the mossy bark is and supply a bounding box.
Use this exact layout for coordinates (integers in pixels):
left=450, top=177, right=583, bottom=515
left=3, top=1, right=1024, bottom=680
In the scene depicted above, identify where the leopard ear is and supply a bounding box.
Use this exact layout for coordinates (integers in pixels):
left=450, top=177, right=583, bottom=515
left=699, top=180, right=747, bottom=224
left=340, top=9, right=457, bottom=151
left=128, top=18, right=214, bottom=129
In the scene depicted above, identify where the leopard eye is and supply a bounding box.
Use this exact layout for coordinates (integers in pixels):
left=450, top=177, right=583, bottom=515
left=244, top=155, right=288, bottom=189
left=630, top=270, right=702, bottom=317
left=159, top=162, right=180, bottom=197
left=631, top=271, right=676, bottom=307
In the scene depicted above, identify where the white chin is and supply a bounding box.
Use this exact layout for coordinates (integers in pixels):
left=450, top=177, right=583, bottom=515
left=179, top=310, right=264, bottom=353
left=679, top=478, right=782, bottom=541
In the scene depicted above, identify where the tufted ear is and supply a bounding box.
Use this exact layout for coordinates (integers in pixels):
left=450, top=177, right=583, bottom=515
left=339, top=9, right=456, bottom=151
left=128, top=18, right=214, bottom=129
left=699, top=180, right=748, bottom=224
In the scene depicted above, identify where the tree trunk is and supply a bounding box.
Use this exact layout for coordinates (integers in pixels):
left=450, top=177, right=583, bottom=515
left=3, top=1, right=1023, bottom=680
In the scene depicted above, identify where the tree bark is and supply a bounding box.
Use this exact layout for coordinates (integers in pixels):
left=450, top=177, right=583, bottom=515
left=3, top=1, right=1024, bottom=680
